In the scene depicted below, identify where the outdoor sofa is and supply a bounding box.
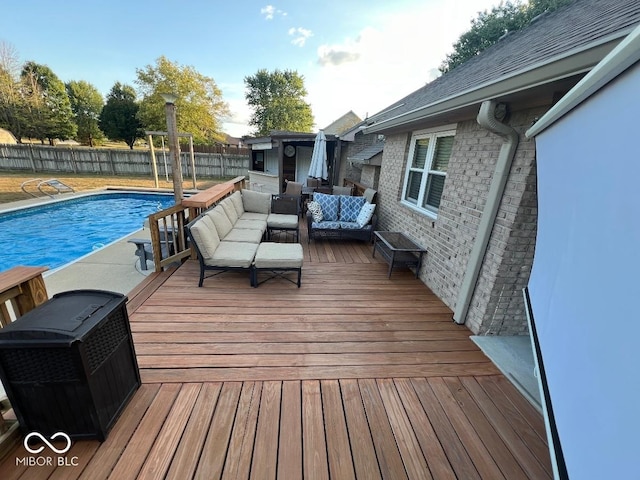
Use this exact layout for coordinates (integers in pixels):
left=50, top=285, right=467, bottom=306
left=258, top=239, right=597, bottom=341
left=306, top=188, right=378, bottom=243
left=186, top=189, right=301, bottom=286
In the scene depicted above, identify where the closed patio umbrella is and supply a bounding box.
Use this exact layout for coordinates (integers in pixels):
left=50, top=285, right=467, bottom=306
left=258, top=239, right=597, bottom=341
left=307, top=130, right=328, bottom=180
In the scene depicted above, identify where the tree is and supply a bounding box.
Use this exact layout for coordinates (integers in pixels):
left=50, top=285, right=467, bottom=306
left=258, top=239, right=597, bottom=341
left=244, top=69, right=314, bottom=136
left=99, top=82, right=142, bottom=149
left=439, top=0, right=574, bottom=73
left=19, top=62, right=77, bottom=144
left=0, top=41, right=24, bottom=140
left=66, top=80, right=105, bottom=146
left=135, top=56, right=229, bottom=145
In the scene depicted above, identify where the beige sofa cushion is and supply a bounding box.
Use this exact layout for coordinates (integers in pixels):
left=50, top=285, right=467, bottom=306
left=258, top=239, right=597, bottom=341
left=206, top=206, right=233, bottom=239
left=242, top=189, right=271, bottom=214
left=267, top=213, right=298, bottom=229
left=207, top=241, right=258, bottom=268
left=229, top=191, right=245, bottom=218
left=254, top=242, right=303, bottom=269
left=190, top=216, right=220, bottom=261
left=234, top=218, right=267, bottom=233
left=224, top=228, right=263, bottom=243
left=220, top=198, right=239, bottom=224
left=240, top=212, right=269, bottom=222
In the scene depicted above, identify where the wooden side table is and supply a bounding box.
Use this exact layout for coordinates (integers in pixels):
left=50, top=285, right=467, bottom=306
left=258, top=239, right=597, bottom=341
left=372, top=231, right=427, bottom=278
left=0, top=266, right=49, bottom=327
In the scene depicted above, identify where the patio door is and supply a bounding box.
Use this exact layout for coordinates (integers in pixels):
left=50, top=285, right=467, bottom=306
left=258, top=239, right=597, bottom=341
left=283, top=144, right=296, bottom=185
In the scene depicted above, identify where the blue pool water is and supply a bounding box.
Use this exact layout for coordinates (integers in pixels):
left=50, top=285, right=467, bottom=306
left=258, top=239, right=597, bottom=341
left=0, top=192, right=176, bottom=272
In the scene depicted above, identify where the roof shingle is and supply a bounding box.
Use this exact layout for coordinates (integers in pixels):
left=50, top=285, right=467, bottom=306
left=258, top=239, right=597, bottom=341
left=367, top=0, right=640, bottom=127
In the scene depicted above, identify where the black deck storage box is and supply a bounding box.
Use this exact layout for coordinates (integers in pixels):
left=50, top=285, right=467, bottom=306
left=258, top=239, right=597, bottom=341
left=0, top=289, right=140, bottom=441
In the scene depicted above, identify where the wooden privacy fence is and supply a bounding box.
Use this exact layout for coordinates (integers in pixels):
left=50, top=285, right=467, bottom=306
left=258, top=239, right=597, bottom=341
left=0, top=144, right=250, bottom=178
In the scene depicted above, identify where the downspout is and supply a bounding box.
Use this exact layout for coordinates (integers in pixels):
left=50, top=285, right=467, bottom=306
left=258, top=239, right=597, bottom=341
left=453, top=100, right=520, bottom=325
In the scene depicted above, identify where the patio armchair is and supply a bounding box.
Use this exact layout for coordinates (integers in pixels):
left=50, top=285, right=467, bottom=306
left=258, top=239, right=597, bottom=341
left=332, top=185, right=353, bottom=196
left=284, top=181, right=303, bottom=196
left=306, top=178, right=321, bottom=188
left=283, top=181, right=303, bottom=216
left=268, top=194, right=300, bottom=242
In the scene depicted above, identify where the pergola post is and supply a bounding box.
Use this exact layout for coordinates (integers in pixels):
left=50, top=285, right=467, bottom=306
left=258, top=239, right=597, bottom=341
left=161, top=93, right=184, bottom=202
left=148, top=134, right=159, bottom=188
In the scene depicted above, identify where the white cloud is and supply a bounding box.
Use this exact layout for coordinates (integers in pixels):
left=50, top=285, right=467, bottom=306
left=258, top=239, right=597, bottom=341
left=261, top=5, right=275, bottom=20
left=289, top=27, right=313, bottom=47
left=261, top=5, right=287, bottom=20
left=305, top=0, right=499, bottom=129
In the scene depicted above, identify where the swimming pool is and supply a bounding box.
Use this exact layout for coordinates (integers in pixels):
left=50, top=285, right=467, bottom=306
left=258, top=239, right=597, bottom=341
left=0, top=192, right=176, bottom=272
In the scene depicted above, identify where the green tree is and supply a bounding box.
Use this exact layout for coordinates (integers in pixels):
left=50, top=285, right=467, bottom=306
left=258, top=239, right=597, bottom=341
left=99, top=82, right=142, bottom=149
left=20, top=61, right=77, bottom=144
left=135, top=56, right=229, bottom=145
left=66, top=80, right=105, bottom=146
left=439, top=0, right=573, bottom=73
left=244, top=69, right=314, bottom=136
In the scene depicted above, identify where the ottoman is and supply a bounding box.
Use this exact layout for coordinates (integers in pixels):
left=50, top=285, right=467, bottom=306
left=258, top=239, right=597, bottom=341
left=267, top=213, right=299, bottom=242
left=252, top=242, right=303, bottom=287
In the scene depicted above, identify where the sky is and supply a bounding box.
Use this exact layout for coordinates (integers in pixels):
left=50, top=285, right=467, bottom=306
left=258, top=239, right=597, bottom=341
left=1, top=0, right=504, bottom=138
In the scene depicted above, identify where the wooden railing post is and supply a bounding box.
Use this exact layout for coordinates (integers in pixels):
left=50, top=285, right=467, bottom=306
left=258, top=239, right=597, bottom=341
left=0, top=267, right=49, bottom=326
left=146, top=177, right=249, bottom=272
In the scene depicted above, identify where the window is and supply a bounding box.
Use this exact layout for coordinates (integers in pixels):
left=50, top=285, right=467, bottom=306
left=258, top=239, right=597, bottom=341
left=252, top=151, right=264, bottom=171
left=402, top=129, right=455, bottom=216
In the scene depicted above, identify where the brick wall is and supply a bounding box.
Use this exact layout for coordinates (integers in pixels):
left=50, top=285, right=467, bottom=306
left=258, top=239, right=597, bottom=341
left=377, top=106, right=547, bottom=335
left=360, top=164, right=380, bottom=189
left=338, top=132, right=381, bottom=188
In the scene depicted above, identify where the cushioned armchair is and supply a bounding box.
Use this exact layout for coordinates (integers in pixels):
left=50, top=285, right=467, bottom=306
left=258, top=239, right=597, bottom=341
left=332, top=185, right=353, bottom=196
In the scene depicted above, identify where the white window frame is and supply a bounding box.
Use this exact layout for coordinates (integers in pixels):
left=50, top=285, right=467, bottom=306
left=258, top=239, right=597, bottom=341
left=401, top=125, right=456, bottom=219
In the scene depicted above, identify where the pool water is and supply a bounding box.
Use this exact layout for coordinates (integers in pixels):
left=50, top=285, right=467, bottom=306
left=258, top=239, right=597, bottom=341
left=0, top=192, right=176, bottom=272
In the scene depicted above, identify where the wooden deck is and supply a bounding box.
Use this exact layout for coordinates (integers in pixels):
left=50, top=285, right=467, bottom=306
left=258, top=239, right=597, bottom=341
left=0, top=230, right=552, bottom=479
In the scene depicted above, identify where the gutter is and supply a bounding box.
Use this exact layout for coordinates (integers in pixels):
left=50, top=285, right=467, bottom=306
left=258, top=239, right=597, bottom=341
left=453, top=100, right=519, bottom=325
left=365, top=31, right=629, bottom=135
left=527, top=23, right=640, bottom=138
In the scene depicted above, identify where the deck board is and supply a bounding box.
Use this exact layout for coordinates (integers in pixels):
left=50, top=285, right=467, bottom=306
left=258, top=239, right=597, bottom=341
left=302, top=380, right=329, bottom=480
left=165, top=382, right=221, bottom=480
left=0, top=233, right=552, bottom=479
left=277, top=381, right=302, bottom=480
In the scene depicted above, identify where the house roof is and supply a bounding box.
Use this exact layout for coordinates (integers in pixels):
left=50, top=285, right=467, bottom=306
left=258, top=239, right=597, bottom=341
left=221, top=134, right=242, bottom=146
left=347, top=142, right=385, bottom=163
left=0, top=128, right=17, bottom=144
left=323, top=111, right=362, bottom=136
left=365, top=0, right=640, bottom=134
left=526, top=23, right=640, bottom=137
left=244, top=130, right=337, bottom=147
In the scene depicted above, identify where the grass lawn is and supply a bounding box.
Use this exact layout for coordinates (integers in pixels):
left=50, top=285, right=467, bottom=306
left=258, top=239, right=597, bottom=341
left=0, top=172, right=230, bottom=204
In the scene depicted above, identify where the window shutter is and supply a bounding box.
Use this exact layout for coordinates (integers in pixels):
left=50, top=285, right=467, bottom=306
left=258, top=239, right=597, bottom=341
left=411, top=138, right=430, bottom=169
left=432, top=136, right=453, bottom=172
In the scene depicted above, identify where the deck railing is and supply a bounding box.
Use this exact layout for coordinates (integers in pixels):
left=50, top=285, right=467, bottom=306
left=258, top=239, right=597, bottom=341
left=0, top=266, right=49, bottom=459
left=147, top=176, right=247, bottom=273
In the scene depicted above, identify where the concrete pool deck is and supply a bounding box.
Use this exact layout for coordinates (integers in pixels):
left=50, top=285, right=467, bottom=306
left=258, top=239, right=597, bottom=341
left=43, top=228, right=154, bottom=297
left=1, top=190, right=165, bottom=297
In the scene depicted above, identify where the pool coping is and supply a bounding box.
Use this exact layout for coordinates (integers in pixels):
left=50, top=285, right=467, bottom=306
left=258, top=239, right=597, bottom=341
left=0, top=186, right=184, bottom=293
left=0, top=186, right=180, bottom=214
